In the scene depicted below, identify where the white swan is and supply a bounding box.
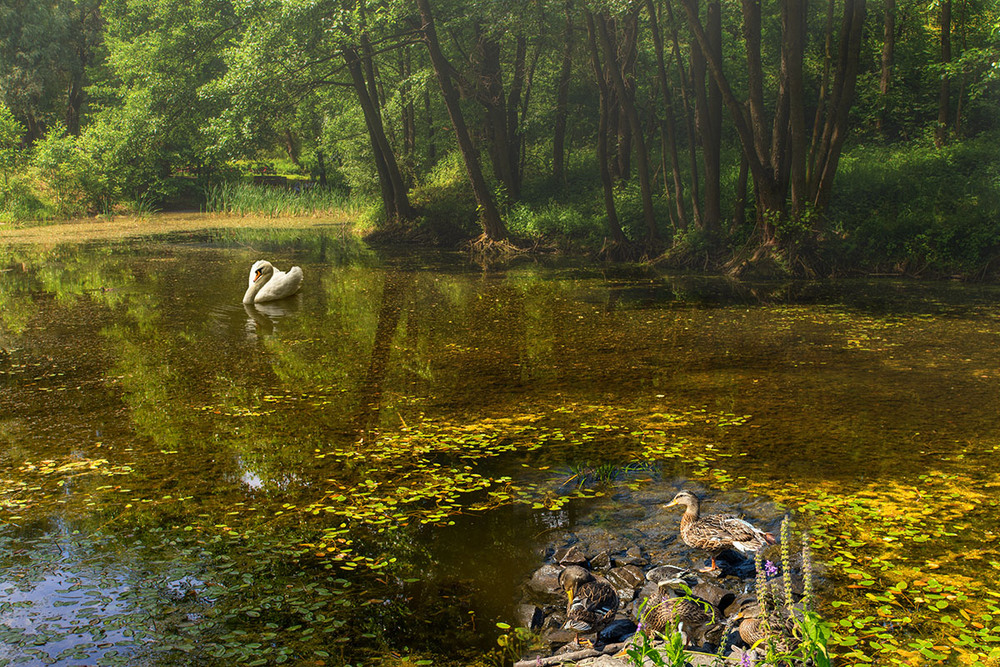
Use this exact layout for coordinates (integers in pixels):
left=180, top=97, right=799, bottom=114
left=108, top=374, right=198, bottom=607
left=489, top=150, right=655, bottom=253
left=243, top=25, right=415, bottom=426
left=242, top=260, right=303, bottom=305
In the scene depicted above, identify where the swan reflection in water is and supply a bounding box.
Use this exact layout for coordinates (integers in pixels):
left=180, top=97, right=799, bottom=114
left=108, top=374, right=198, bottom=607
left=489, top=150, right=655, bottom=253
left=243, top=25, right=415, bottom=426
left=244, top=299, right=299, bottom=337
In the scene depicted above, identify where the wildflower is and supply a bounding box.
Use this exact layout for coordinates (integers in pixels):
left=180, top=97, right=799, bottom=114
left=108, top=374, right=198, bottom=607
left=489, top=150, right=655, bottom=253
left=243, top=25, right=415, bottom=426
left=740, top=650, right=754, bottom=667
left=764, top=560, right=778, bottom=577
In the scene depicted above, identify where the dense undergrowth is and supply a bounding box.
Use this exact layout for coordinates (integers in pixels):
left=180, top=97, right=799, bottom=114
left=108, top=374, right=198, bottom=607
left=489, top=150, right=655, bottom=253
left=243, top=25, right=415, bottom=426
left=3, top=129, right=999, bottom=279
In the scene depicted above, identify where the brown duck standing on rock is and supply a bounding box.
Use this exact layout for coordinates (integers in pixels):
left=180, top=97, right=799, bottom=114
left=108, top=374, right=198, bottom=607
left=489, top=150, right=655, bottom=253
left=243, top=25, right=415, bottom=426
left=664, top=490, right=776, bottom=573
left=558, top=565, right=619, bottom=645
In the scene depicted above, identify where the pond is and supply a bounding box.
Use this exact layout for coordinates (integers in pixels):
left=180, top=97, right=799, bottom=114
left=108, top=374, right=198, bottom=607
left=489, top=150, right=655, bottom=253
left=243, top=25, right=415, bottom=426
left=1, top=218, right=999, bottom=666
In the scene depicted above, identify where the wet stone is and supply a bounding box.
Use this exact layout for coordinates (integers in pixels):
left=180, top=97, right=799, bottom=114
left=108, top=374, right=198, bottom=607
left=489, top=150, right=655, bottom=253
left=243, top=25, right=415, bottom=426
left=589, top=550, right=611, bottom=569
left=614, top=545, right=648, bottom=567
left=516, top=604, right=545, bottom=630
left=598, top=618, right=636, bottom=644
left=554, top=544, right=588, bottom=565
left=529, top=564, right=564, bottom=594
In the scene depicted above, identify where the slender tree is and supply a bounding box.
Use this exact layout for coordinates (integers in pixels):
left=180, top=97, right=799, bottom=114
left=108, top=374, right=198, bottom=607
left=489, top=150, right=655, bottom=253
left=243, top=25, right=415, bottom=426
left=415, top=0, right=508, bottom=242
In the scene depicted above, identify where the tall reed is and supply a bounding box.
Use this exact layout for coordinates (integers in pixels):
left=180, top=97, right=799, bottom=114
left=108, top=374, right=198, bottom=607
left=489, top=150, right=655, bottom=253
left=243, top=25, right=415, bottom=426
left=204, top=181, right=352, bottom=217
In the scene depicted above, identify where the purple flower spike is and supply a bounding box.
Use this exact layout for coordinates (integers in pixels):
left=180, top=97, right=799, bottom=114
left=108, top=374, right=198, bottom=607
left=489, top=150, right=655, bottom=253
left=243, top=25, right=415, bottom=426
left=740, top=651, right=754, bottom=667
left=764, top=560, right=779, bottom=577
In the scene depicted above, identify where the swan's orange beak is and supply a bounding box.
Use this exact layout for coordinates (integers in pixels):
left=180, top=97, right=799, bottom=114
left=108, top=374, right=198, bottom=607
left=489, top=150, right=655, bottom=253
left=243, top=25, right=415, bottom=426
left=253, top=269, right=263, bottom=282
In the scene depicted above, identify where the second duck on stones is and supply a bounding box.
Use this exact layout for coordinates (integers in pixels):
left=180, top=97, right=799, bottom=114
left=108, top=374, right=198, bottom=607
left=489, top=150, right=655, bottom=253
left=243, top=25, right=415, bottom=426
left=558, top=565, right=620, bottom=646
left=664, top=490, right=776, bottom=573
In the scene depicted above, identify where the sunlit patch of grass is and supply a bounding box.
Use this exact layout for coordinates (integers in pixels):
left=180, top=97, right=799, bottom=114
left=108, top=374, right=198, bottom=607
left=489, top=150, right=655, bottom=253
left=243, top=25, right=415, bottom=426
left=204, top=181, right=357, bottom=217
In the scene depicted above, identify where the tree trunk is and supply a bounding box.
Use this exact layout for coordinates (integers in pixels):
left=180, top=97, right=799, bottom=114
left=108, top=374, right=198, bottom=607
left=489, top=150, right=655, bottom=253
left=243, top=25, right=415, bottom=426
left=808, top=0, right=836, bottom=179
left=596, top=11, right=660, bottom=243
left=553, top=0, right=574, bottom=183
left=416, top=0, right=508, bottom=241
left=473, top=27, right=522, bottom=201
left=876, top=0, right=895, bottom=133
left=645, top=0, right=686, bottom=230
left=585, top=11, right=627, bottom=245
left=702, top=0, right=722, bottom=235
left=665, top=0, right=702, bottom=227
left=935, top=0, right=952, bottom=147
left=782, top=0, right=807, bottom=217
left=344, top=47, right=414, bottom=223
left=811, top=0, right=867, bottom=210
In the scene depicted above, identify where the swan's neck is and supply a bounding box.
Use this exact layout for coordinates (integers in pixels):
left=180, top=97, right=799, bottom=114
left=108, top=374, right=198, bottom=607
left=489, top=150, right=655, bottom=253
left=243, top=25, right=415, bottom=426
left=242, top=274, right=269, bottom=304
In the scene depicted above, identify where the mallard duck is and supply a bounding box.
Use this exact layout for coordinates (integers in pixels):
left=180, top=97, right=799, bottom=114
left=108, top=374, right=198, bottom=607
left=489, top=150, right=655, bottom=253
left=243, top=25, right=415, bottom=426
left=558, top=565, right=619, bottom=644
left=738, top=613, right=800, bottom=653
left=664, top=490, right=776, bottom=572
left=242, top=260, right=303, bottom=305
left=639, top=590, right=719, bottom=646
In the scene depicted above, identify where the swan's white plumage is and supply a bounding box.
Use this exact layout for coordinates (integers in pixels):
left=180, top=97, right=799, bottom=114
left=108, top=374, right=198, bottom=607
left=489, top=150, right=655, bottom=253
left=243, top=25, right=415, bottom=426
left=242, top=260, right=303, bottom=305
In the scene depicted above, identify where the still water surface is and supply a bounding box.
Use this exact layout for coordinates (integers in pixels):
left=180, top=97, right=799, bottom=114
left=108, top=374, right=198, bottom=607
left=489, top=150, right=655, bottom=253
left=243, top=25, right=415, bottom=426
left=1, top=224, right=999, bottom=665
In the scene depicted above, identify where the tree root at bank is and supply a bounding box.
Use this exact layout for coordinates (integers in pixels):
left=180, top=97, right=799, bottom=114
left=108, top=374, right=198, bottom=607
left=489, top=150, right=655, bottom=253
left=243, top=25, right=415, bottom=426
left=467, top=234, right=527, bottom=256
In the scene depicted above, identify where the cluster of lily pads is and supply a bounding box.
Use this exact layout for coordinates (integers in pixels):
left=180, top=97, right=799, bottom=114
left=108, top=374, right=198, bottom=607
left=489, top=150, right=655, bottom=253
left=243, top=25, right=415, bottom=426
left=4, top=393, right=1000, bottom=665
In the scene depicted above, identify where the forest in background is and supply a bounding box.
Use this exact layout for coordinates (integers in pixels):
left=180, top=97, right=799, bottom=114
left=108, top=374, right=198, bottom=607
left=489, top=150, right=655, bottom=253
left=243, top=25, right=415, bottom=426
left=1, top=0, right=999, bottom=276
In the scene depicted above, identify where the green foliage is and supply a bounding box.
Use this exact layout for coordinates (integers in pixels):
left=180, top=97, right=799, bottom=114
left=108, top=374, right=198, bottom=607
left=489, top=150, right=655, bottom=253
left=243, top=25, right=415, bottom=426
left=0, top=104, right=24, bottom=186
left=826, top=134, right=1000, bottom=274
left=625, top=600, right=688, bottom=667
left=506, top=201, right=602, bottom=246
left=409, top=150, right=480, bottom=239
left=487, top=622, right=538, bottom=667
left=30, top=124, right=108, bottom=216
left=204, top=181, right=352, bottom=217
left=0, top=178, right=47, bottom=223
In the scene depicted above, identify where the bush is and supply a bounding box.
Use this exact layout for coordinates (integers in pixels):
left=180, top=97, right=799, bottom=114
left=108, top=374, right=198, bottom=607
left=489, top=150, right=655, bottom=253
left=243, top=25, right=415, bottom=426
left=0, top=178, right=48, bottom=223
left=408, top=151, right=479, bottom=240
left=506, top=200, right=603, bottom=247
left=827, top=134, right=1000, bottom=274
left=31, top=126, right=110, bottom=217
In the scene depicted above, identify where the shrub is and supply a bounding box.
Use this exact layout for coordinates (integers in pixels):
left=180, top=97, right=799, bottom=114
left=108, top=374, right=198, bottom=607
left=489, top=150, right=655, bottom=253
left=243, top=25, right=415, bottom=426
left=30, top=125, right=110, bottom=217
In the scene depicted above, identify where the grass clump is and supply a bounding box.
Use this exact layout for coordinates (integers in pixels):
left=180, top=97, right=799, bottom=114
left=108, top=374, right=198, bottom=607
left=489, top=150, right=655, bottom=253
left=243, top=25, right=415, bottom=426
left=204, top=181, right=352, bottom=217
left=827, top=133, right=1000, bottom=276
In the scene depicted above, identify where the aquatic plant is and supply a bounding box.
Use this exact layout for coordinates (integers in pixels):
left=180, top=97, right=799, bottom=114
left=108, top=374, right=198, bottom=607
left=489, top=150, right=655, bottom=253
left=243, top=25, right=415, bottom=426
left=487, top=622, right=539, bottom=667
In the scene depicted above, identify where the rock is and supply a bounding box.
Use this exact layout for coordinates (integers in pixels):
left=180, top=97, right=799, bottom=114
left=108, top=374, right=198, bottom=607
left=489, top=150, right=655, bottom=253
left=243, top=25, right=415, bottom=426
left=614, top=546, right=648, bottom=567
left=607, top=565, right=645, bottom=589
left=645, top=564, right=690, bottom=584
left=598, top=618, right=637, bottom=644
left=589, top=550, right=611, bottom=569
left=691, top=582, right=735, bottom=611
left=577, top=656, right=628, bottom=667
left=516, top=604, right=545, bottom=630
left=605, top=565, right=645, bottom=604
left=554, top=545, right=588, bottom=565
left=542, top=626, right=580, bottom=648
left=529, top=564, right=564, bottom=594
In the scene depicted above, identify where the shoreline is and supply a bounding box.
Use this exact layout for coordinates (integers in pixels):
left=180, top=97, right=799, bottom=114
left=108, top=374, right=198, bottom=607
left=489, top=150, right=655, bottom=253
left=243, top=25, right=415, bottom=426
left=0, top=212, right=355, bottom=245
